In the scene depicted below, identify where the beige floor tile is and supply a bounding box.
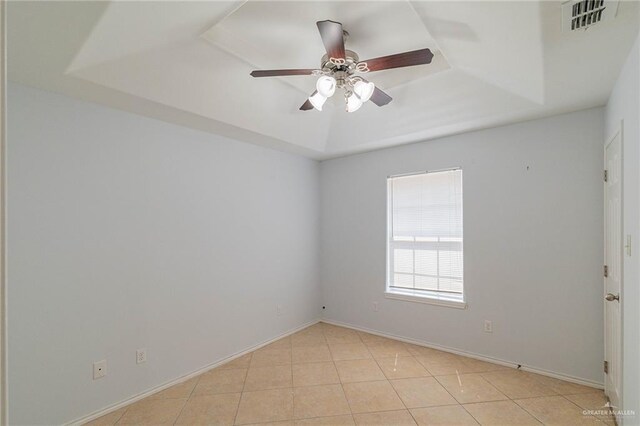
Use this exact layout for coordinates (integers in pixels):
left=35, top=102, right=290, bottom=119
left=335, top=359, right=386, bottom=383
left=292, top=334, right=328, bottom=347
left=480, top=370, right=557, bottom=399
left=192, top=368, right=247, bottom=396
left=414, top=350, right=461, bottom=364
left=293, top=384, right=351, bottom=419
left=251, top=348, right=292, bottom=367
left=174, top=393, right=241, bottom=425
left=295, top=415, right=355, bottom=425
left=564, top=391, right=608, bottom=409
left=101, top=327, right=609, bottom=426
left=357, top=332, right=398, bottom=345
left=329, top=342, right=372, bottom=361
left=83, top=407, right=127, bottom=426
left=376, top=356, right=430, bottom=379
left=321, top=324, right=352, bottom=334
left=435, top=374, right=508, bottom=404
left=342, top=380, right=405, bottom=414
left=410, top=406, right=479, bottom=426
left=463, top=400, right=541, bottom=425
left=292, top=345, right=332, bottom=364
left=390, top=377, right=458, bottom=408
left=219, top=353, right=252, bottom=370
left=366, top=342, right=412, bottom=360
left=564, top=392, right=616, bottom=423
left=235, top=388, right=294, bottom=425
left=514, top=395, right=603, bottom=425
left=148, top=377, right=199, bottom=400
left=117, top=398, right=187, bottom=425
left=293, top=362, right=340, bottom=387
left=417, top=356, right=479, bottom=376
left=353, top=410, right=417, bottom=425
left=263, top=337, right=293, bottom=350
left=304, top=323, right=326, bottom=332
left=245, top=365, right=293, bottom=391
left=325, top=333, right=362, bottom=345
left=530, top=373, right=599, bottom=395
left=296, top=325, right=326, bottom=335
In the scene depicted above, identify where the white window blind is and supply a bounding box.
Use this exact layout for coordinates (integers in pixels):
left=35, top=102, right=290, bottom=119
left=387, top=169, right=464, bottom=301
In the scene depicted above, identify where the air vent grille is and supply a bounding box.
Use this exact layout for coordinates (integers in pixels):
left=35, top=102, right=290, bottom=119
left=562, top=0, right=619, bottom=32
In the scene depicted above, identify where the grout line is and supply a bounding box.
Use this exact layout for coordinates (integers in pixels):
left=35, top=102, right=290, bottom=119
left=323, top=323, right=355, bottom=419
left=232, top=359, right=251, bottom=426
left=558, top=393, right=610, bottom=423
left=512, top=398, right=548, bottom=424
left=458, top=402, right=494, bottom=426
left=171, top=373, right=204, bottom=425
left=169, top=399, right=189, bottom=426
left=110, top=406, right=128, bottom=426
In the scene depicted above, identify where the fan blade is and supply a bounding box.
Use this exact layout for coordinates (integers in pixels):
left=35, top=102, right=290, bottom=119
left=359, top=48, right=434, bottom=72
left=317, top=20, right=345, bottom=60
left=370, top=87, right=392, bottom=106
left=250, top=69, right=316, bottom=77
left=300, top=91, right=317, bottom=111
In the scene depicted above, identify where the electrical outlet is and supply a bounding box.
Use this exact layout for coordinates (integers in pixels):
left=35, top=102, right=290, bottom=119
left=136, top=349, right=147, bottom=364
left=277, top=305, right=283, bottom=316
left=484, top=320, right=493, bottom=333
left=372, top=302, right=379, bottom=312
left=93, top=360, right=107, bottom=380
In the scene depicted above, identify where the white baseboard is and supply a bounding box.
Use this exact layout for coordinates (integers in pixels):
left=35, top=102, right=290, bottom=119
left=69, top=319, right=321, bottom=426
left=321, top=318, right=604, bottom=390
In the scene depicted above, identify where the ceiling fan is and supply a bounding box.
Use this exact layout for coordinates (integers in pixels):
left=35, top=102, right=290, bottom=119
left=250, top=20, right=434, bottom=113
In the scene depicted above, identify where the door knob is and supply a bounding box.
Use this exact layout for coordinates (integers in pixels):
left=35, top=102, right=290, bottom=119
left=605, top=293, right=620, bottom=302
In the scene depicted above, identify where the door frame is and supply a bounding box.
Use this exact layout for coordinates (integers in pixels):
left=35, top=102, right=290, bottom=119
left=603, top=120, right=624, bottom=419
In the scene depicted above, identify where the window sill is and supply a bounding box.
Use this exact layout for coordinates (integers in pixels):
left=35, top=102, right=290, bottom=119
left=384, top=290, right=467, bottom=309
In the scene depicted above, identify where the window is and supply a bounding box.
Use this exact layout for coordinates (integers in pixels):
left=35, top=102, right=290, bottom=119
left=386, top=169, right=465, bottom=308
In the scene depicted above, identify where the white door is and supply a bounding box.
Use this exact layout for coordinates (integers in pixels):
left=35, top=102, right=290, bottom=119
left=604, top=127, right=622, bottom=413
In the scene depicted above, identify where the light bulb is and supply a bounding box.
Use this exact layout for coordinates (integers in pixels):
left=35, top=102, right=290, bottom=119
left=316, top=76, right=337, bottom=97
left=353, top=80, right=375, bottom=102
left=308, top=92, right=327, bottom=111
left=346, top=93, right=363, bottom=112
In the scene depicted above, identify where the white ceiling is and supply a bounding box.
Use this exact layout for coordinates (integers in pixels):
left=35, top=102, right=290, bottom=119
left=7, top=1, right=639, bottom=159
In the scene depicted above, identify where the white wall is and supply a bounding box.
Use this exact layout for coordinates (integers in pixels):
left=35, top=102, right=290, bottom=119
left=605, top=32, right=640, bottom=425
left=6, top=83, right=321, bottom=425
left=320, top=108, right=605, bottom=384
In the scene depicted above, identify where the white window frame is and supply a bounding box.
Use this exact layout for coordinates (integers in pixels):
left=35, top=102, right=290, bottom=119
left=385, top=168, right=466, bottom=309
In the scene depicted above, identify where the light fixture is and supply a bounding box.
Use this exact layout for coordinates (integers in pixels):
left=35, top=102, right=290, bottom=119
left=308, top=76, right=375, bottom=112
left=316, top=75, right=337, bottom=97
left=251, top=20, right=436, bottom=112
left=308, top=92, right=327, bottom=111
left=346, top=93, right=363, bottom=113
left=353, top=80, right=375, bottom=102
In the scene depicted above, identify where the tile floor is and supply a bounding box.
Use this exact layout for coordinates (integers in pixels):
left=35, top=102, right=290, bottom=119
left=86, top=323, right=613, bottom=426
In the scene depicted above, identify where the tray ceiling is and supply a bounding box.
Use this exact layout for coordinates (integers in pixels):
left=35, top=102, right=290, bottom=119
left=7, top=1, right=640, bottom=159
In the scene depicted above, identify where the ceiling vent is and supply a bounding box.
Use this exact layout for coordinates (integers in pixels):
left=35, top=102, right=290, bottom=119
left=562, top=0, right=619, bottom=32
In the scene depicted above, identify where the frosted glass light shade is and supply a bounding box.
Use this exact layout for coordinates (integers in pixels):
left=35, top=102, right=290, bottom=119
left=353, top=80, right=375, bottom=102
left=346, top=93, right=363, bottom=112
left=309, top=92, right=327, bottom=111
left=316, top=76, right=337, bottom=97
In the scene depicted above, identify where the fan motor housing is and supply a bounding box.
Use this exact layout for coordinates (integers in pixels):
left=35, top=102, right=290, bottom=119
left=320, top=50, right=360, bottom=74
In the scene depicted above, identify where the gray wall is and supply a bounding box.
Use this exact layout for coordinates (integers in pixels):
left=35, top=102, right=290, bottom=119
left=7, top=83, right=321, bottom=425
left=605, top=32, right=640, bottom=424
left=320, top=108, right=605, bottom=384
